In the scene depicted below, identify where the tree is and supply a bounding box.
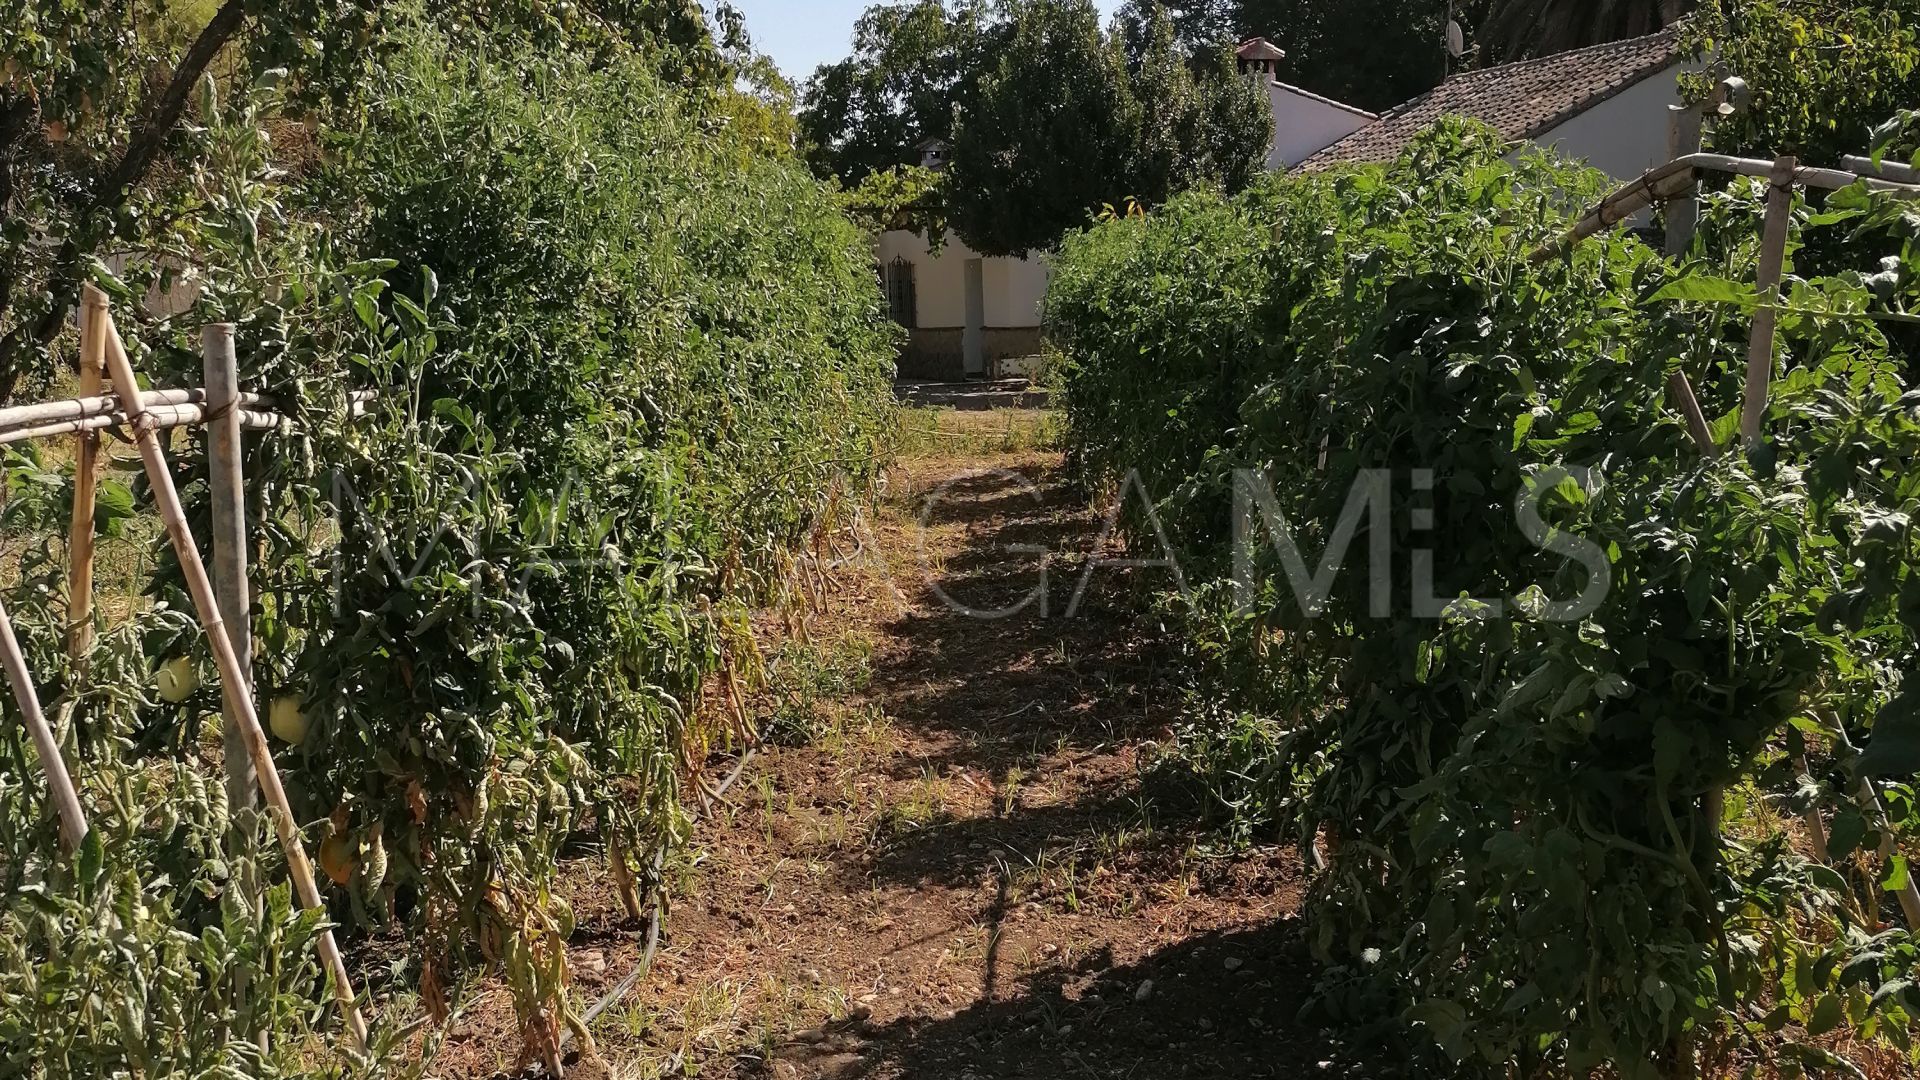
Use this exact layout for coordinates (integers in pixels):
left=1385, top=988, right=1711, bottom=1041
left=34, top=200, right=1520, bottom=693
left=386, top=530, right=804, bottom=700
left=945, top=0, right=1270, bottom=257
left=1479, top=0, right=1690, bottom=62
left=946, top=0, right=1138, bottom=256
left=1130, top=5, right=1270, bottom=202
left=1114, top=0, right=1238, bottom=58
left=1224, top=0, right=1688, bottom=114
left=0, top=1, right=388, bottom=401
left=797, top=1, right=997, bottom=184
left=1683, top=0, right=1920, bottom=166
left=0, top=1, right=745, bottom=405
left=1229, top=0, right=1464, bottom=112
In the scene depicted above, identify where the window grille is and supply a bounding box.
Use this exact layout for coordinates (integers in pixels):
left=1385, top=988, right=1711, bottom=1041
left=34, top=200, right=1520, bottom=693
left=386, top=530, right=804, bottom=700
left=883, top=257, right=917, bottom=329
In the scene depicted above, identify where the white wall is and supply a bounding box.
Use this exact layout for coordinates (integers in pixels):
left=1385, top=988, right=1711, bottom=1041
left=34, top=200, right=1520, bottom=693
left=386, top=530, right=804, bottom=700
left=876, top=230, right=1048, bottom=329
left=1268, top=83, right=1375, bottom=171
left=1527, top=59, right=1702, bottom=180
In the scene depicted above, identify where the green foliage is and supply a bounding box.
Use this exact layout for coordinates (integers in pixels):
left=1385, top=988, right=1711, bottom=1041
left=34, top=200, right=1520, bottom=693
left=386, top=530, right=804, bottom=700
left=148, top=22, right=889, bottom=1057
left=840, top=164, right=951, bottom=244
left=945, top=0, right=1142, bottom=257
left=0, top=0, right=389, bottom=400
left=1114, top=0, right=1238, bottom=58
left=1051, top=118, right=1920, bottom=1074
left=0, top=531, right=411, bottom=1075
left=798, top=0, right=993, bottom=185
left=1229, top=0, right=1462, bottom=112
left=1130, top=4, right=1272, bottom=206
left=945, top=0, right=1271, bottom=256
left=1685, top=0, right=1920, bottom=165
left=1, top=3, right=896, bottom=1073
left=1477, top=0, right=1689, bottom=61
left=1178, top=1, right=1687, bottom=116
left=801, top=0, right=1271, bottom=256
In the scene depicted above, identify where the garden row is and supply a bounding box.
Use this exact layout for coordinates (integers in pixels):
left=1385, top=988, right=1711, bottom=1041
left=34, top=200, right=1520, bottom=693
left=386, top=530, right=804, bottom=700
left=0, top=11, right=894, bottom=1078
left=1048, top=119, right=1920, bottom=1076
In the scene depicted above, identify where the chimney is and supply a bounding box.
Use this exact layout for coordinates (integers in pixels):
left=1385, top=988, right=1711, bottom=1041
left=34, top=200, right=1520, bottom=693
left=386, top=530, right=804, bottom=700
left=1235, top=37, right=1286, bottom=80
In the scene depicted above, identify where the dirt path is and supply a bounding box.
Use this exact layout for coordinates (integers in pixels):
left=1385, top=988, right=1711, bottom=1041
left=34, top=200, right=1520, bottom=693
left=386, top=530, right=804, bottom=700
left=437, top=410, right=1331, bottom=1079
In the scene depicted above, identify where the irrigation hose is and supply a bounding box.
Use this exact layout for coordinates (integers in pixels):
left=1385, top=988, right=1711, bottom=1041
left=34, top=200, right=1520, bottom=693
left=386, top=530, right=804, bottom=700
left=550, top=745, right=763, bottom=1067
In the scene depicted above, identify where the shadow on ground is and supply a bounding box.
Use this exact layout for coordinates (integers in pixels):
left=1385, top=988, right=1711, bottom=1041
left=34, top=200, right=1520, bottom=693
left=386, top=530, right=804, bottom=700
left=763, top=462, right=1366, bottom=1079
left=870, top=466, right=1173, bottom=782
left=763, top=916, right=1408, bottom=1080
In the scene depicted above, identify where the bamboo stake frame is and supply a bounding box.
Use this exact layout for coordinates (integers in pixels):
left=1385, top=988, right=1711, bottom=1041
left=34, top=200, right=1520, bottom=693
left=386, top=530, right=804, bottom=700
left=86, top=290, right=369, bottom=1049
left=1541, top=139, right=1920, bottom=931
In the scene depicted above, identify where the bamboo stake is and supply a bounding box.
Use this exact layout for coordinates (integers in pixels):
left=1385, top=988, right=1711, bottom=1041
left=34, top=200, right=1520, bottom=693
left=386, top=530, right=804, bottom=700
left=1660, top=176, right=1720, bottom=460
left=1664, top=105, right=1706, bottom=257
left=0, top=388, right=369, bottom=445
left=1794, top=755, right=1832, bottom=864
left=1858, top=777, right=1920, bottom=927
left=0, top=386, right=361, bottom=433
left=1534, top=152, right=1920, bottom=264
left=98, top=311, right=369, bottom=1050
left=1738, top=156, right=1797, bottom=451
left=0, top=405, right=288, bottom=447
left=2, top=387, right=256, bottom=428
left=1841, top=154, right=1920, bottom=185
left=67, top=290, right=108, bottom=663
left=0, top=593, right=89, bottom=850
left=1666, top=373, right=1717, bottom=456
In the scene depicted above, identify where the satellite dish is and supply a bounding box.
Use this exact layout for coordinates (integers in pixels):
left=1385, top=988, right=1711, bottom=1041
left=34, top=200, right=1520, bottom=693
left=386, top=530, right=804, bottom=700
left=1446, top=19, right=1467, bottom=58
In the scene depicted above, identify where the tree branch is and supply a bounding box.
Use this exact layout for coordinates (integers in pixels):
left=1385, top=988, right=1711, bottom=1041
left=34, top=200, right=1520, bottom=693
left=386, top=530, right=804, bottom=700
left=0, top=0, right=248, bottom=402
left=0, top=93, right=40, bottom=357
left=94, top=0, right=247, bottom=215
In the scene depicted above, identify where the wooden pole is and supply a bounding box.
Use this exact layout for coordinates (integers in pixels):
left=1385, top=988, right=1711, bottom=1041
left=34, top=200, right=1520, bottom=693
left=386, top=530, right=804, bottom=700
left=1533, top=152, right=1920, bottom=265
left=98, top=310, right=368, bottom=1050
left=1738, top=156, right=1798, bottom=450
left=1654, top=138, right=1723, bottom=462
left=204, top=325, right=256, bottom=813
left=204, top=323, right=264, bottom=1049
left=67, top=289, right=109, bottom=664
left=1664, top=105, right=1705, bottom=257
left=1, top=386, right=261, bottom=429
left=1841, top=154, right=1920, bottom=185
left=0, top=404, right=289, bottom=448
left=0, top=593, right=89, bottom=850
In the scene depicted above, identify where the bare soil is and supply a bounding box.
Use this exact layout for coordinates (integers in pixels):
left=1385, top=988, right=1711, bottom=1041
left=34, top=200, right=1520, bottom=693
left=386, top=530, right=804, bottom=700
left=430, top=410, right=1329, bottom=1080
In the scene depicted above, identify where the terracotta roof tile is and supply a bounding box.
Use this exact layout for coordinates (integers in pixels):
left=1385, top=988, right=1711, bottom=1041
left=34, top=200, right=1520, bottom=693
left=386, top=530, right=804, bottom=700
left=1296, top=28, right=1685, bottom=171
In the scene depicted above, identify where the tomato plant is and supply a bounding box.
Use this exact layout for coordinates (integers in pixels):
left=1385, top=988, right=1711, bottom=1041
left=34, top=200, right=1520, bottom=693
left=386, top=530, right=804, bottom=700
left=1, top=7, right=895, bottom=1074
left=1051, top=118, right=1920, bottom=1075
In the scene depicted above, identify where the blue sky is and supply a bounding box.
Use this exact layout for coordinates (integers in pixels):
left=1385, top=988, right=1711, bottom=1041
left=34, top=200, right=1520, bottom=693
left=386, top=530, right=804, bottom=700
left=723, top=0, right=1128, bottom=84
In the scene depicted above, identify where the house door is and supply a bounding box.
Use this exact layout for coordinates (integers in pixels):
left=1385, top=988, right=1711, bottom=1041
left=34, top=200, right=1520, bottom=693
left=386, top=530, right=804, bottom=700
left=962, top=259, right=986, bottom=378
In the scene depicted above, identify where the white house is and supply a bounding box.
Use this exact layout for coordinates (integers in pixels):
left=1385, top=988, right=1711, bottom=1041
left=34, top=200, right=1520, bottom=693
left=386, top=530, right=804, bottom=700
left=881, top=140, right=1051, bottom=382
left=883, top=30, right=1695, bottom=381
left=884, top=41, right=1331, bottom=381
left=1233, top=38, right=1378, bottom=171
left=878, top=225, right=1051, bottom=382
left=1265, top=81, right=1377, bottom=171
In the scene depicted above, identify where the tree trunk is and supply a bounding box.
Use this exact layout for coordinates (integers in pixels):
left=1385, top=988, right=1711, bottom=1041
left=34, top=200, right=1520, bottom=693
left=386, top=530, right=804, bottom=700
left=0, top=0, right=246, bottom=404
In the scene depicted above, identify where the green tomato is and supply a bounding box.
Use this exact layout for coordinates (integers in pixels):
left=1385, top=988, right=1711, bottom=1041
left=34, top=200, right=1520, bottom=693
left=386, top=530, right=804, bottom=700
left=269, top=696, right=310, bottom=746
left=156, top=657, right=200, bottom=704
